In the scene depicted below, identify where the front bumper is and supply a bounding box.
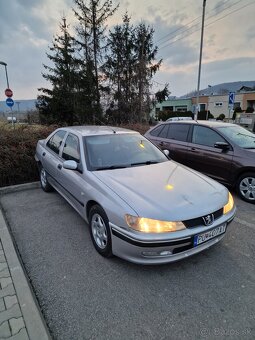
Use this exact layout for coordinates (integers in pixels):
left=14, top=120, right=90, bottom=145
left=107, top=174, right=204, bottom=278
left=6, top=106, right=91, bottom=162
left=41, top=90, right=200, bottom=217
left=110, top=209, right=235, bottom=265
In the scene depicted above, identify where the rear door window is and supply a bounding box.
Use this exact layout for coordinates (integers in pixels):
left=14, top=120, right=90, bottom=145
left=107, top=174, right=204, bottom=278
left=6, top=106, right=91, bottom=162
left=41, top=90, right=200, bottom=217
left=158, top=125, right=169, bottom=138
left=46, top=130, right=66, bottom=155
left=149, top=125, right=164, bottom=137
left=167, top=124, right=190, bottom=142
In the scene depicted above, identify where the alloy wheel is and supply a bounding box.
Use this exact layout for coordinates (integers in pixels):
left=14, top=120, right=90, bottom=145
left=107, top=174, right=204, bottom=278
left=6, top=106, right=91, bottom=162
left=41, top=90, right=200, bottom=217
left=91, top=213, right=108, bottom=249
left=239, top=176, right=255, bottom=201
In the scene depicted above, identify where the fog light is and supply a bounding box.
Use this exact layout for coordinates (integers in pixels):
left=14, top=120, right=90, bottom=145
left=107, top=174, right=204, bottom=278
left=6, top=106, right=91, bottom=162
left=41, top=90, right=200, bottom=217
left=142, top=250, right=173, bottom=257
left=159, top=250, right=172, bottom=256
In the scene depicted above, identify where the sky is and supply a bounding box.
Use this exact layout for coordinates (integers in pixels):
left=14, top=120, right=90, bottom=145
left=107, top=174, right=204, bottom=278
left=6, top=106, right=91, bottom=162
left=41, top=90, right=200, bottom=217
left=0, top=0, right=255, bottom=101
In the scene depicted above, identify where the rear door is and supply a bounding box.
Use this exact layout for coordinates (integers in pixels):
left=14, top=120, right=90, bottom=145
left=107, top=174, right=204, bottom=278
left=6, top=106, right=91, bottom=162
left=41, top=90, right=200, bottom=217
left=186, top=125, right=233, bottom=183
left=149, top=123, right=191, bottom=165
left=42, top=130, right=67, bottom=180
left=57, top=133, right=85, bottom=214
left=164, top=123, right=191, bottom=164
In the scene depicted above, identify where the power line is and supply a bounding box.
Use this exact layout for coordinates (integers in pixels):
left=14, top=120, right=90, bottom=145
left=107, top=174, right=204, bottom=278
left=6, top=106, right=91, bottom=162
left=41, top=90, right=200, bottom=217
left=159, top=1, right=254, bottom=51
left=157, top=0, right=232, bottom=45
left=157, top=0, right=243, bottom=48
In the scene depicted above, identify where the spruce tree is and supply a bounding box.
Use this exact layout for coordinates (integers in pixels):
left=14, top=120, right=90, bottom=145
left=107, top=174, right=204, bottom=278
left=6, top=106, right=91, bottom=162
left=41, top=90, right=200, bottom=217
left=37, top=17, right=76, bottom=125
left=73, top=0, right=119, bottom=122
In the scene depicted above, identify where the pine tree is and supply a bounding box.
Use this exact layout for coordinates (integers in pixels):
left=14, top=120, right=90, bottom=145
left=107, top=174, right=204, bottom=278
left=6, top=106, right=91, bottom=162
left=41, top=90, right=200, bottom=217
left=133, top=23, right=162, bottom=122
left=103, top=17, right=162, bottom=123
left=73, top=0, right=119, bottom=122
left=103, top=13, right=136, bottom=123
left=37, top=17, right=76, bottom=125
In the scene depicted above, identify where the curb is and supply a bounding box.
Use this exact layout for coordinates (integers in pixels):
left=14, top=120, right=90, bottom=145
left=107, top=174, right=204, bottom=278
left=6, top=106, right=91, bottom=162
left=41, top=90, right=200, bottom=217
left=0, top=182, right=40, bottom=195
left=0, top=184, right=51, bottom=340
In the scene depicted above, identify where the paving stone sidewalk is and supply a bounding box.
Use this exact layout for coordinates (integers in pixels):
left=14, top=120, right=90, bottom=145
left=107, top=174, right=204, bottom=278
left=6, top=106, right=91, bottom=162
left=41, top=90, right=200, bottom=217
left=0, top=239, right=28, bottom=340
left=0, top=183, right=51, bottom=340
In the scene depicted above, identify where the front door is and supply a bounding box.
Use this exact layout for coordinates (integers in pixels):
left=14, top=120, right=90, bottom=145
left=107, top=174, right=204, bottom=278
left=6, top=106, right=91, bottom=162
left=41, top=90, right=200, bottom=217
left=186, top=125, right=233, bottom=184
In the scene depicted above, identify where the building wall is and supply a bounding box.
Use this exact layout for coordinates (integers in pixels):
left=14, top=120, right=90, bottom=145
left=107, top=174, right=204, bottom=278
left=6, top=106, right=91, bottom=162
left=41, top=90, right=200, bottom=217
left=155, top=98, right=192, bottom=112
left=208, top=94, right=243, bottom=118
left=191, top=96, right=209, bottom=111
left=242, top=92, right=255, bottom=110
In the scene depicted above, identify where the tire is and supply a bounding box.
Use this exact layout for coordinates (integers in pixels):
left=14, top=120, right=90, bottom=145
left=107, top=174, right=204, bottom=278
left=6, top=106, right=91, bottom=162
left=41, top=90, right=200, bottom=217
left=89, top=205, right=113, bottom=257
left=236, top=172, right=255, bottom=203
left=39, top=165, right=53, bottom=192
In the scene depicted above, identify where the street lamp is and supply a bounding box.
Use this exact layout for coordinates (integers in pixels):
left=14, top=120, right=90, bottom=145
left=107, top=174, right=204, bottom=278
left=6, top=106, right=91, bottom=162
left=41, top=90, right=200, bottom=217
left=0, top=61, right=10, bottom=88
left=0, top=61, right=14, bottom=127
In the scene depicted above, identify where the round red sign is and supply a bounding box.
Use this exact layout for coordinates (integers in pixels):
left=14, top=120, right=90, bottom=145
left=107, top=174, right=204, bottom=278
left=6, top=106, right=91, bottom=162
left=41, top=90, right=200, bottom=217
left=5, top=88, right=13, bottom=98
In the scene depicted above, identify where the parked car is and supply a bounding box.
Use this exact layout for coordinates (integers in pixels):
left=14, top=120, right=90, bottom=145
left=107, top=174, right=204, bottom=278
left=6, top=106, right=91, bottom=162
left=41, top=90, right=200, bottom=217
left=166, top=117, right=193, bottom=122
left=35, top=126, right=235, bottom=264
left=145, top=120, right=255, bottom=203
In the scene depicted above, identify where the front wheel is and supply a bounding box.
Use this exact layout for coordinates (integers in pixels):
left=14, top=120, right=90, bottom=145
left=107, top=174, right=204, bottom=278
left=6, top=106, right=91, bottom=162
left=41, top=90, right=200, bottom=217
left=39, top=165, right=53, bottom=192
left=236, top=172, right=255, bottom=203
left=89, top=205, right=113, bottom=257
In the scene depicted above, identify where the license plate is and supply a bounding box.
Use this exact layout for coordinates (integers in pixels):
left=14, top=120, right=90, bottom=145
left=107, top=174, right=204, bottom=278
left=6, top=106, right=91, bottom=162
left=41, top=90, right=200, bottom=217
left=194, top=224, right=227, bottom=246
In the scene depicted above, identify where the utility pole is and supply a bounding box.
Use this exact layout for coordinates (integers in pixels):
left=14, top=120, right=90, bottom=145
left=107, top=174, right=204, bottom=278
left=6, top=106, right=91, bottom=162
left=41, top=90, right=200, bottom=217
left=195, top=0, right=206, bottom=121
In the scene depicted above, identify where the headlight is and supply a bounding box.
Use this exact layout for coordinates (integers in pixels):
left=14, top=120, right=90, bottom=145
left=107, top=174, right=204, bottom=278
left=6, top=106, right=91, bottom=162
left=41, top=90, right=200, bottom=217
left=223, top=192, right=234, bottom=214
left=125, top=214, right=186, bottom=233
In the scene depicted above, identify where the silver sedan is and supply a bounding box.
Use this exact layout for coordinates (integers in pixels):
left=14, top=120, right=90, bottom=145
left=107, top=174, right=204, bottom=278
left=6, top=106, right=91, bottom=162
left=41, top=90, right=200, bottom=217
left=35, top=126, right=236, bottom=264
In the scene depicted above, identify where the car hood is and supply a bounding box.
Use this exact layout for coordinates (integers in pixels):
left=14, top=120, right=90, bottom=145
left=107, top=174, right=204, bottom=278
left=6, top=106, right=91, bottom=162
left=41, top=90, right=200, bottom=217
left=93, top=161, right=228, bottom=221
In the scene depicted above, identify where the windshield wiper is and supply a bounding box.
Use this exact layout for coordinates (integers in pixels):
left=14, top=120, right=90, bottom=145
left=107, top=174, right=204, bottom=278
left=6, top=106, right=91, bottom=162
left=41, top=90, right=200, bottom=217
left=131, top=160, right=160, bottom=167
left=237, top=132, right=255, bottom=140
left=94, top=165, right=128, bottom=171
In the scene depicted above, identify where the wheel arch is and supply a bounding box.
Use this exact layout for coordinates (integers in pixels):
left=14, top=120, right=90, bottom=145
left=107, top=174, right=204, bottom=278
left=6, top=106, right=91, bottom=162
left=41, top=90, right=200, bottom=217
left=235, top=167, right=255, bottom=184
left=86, top=200, right=101, bottom=220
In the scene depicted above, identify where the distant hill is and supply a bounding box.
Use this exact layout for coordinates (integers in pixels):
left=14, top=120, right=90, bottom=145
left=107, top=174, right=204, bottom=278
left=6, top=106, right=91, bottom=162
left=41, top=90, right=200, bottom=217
left=181, top=81, right=255, bottom=98
left=0, top=99, right=36, bottom=116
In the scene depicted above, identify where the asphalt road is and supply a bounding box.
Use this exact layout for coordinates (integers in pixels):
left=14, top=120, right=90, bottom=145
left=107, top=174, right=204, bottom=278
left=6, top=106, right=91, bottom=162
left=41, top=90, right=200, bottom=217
left=0, top=188, right=254, bottom=340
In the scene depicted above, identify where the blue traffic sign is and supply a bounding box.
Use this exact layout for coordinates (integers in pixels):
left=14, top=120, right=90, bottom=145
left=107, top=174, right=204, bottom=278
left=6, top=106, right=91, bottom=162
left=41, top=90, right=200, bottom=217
left=6, top=98, right=14, bottom=107
left=228, top=92, right=235, bottom=105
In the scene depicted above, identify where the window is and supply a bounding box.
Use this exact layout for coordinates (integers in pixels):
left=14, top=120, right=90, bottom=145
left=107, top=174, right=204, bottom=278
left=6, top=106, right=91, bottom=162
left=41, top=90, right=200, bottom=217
left=192, top=126, right=225, bottom=147
left=175, top=106, right=187, bottom=112
left=150, top=125, right=164, bottom=137
left=162, top=106, right=173, bottom=111
left=62, top=134, right=80, bottom=163
left=46, top=130, right=66, bottom=154
left=167, top=124, right=189, bottom=142
left=233, top=102, right=241, bottom=109
left=199, top=104, right=206, bottom=111
left=215, top=102, right=223, bottom=107
left=158, top=125, right=169, bottom=138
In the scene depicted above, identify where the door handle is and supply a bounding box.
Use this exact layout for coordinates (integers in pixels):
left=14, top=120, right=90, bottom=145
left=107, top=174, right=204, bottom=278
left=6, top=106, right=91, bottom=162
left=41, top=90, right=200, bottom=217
left=159, top=142, right=165, bottom=146
left=190, top=147, right=196, bottom=152
left=42, top=152, right=46, bottom=157
left=57, top=164, right=62, bottom=170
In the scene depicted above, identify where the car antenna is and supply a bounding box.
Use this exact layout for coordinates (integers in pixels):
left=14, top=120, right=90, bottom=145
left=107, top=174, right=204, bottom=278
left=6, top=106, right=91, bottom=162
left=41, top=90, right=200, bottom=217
left=94, top=117, right=117, bottom=134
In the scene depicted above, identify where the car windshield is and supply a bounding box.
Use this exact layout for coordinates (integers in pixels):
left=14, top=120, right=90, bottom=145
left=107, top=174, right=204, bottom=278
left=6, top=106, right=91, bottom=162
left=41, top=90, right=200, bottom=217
left=84, top=133, right=168, bottom=170
left=217, top=125, right=255, bottom=149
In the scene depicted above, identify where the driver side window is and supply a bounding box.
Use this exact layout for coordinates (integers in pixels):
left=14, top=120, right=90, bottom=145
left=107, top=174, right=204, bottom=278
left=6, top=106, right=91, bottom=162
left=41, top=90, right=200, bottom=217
left=192, top=126, right=225, bottom=147
left=62, top=134, right=80, bottom=163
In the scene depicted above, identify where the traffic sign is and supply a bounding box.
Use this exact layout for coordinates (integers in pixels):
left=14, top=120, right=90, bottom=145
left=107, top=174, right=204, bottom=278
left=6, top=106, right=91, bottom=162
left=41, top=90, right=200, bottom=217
left=228, top=92, right=235, bottom=106
left=5, top=88, right=13, bottom=97
left=6, top=98, right=14, bottom=107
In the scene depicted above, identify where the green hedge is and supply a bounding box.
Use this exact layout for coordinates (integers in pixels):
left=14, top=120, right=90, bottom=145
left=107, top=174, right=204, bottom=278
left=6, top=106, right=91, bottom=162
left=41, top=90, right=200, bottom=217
left=0, top=123, right=150, bottom=187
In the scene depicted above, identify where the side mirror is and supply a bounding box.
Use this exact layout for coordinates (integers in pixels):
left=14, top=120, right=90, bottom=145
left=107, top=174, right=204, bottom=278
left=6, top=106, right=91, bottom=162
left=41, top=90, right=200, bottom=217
left=214, top=142, right=230, bottom=151
left=63, top=160, right=78, bottom=170
left=163, top=149, right=170, bottom=157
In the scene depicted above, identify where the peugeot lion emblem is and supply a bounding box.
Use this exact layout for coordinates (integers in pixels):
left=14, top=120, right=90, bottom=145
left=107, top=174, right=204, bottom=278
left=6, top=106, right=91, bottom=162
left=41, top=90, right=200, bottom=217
left=202, top=214, right=214, bottom=226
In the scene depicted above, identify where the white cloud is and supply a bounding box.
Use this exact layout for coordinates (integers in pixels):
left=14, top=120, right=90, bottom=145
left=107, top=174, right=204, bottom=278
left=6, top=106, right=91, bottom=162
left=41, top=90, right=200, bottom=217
left=0, top=0, right=254, bottom=99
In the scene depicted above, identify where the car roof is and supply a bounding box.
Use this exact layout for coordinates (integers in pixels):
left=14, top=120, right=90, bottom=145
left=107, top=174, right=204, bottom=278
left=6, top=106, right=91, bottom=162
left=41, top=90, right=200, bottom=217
left=159, top=120, right=236, bottom=128
left=60, top=125, right=139, bottom=137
